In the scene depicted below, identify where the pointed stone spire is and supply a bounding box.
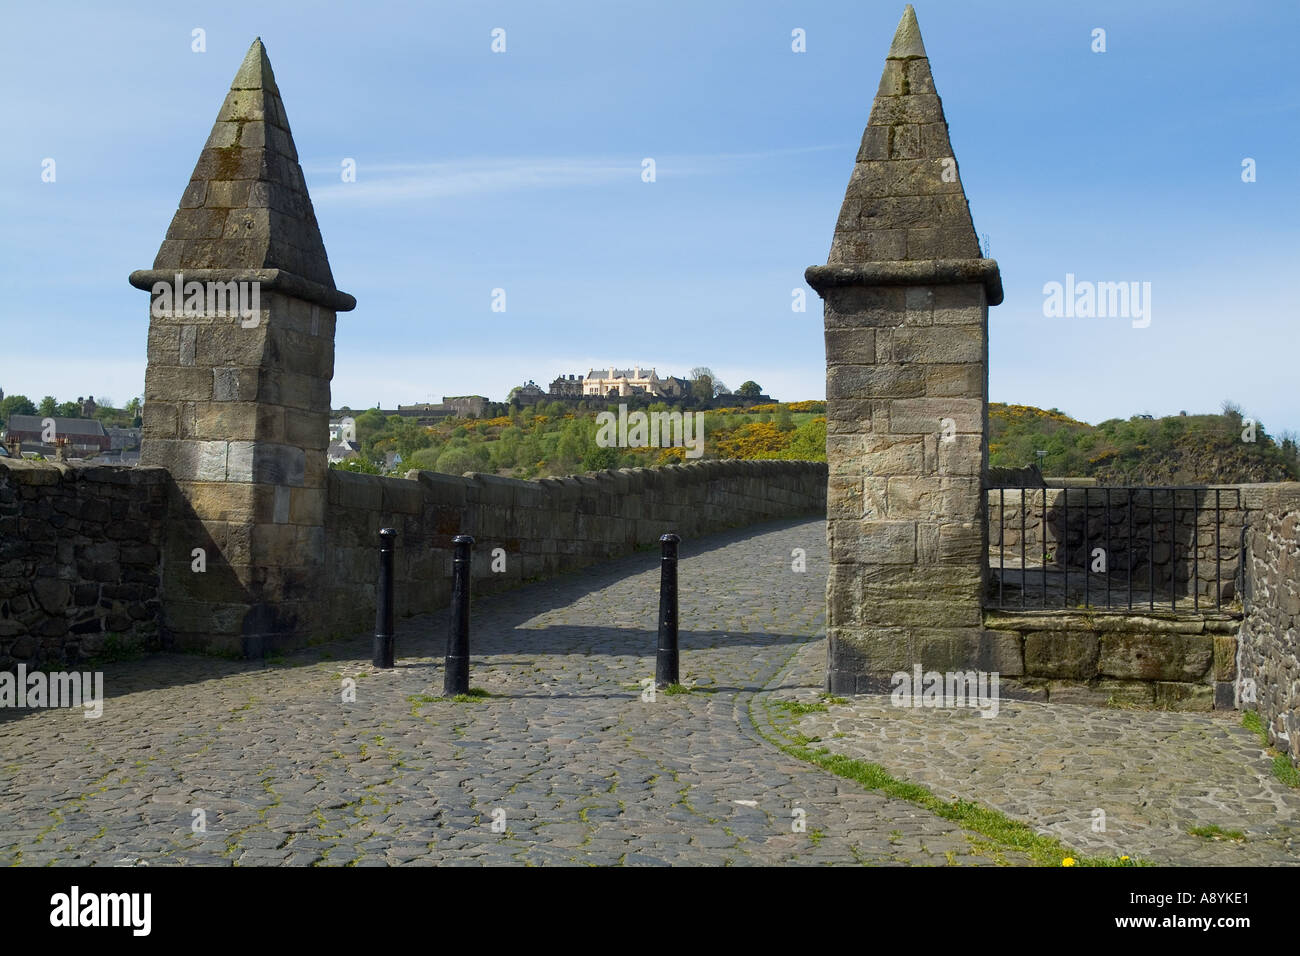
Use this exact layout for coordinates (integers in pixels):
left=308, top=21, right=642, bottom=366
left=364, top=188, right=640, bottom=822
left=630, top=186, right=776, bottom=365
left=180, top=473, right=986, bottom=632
left=147, top=38, right=343, bottom=298
left=805, top=9, right=1004, bottom=696
left=822, top=4, right=994, bottom=291
left=887, top=4, right=927, bottom=58
left=129, top=39, right=353, bottom=658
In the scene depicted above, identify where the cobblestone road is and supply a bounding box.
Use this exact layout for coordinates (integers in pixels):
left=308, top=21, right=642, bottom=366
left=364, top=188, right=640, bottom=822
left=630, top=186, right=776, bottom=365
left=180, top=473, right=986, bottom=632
left=1, top=519, right=1017, bottom=866
left=1, top=518, right=1294, bottom=866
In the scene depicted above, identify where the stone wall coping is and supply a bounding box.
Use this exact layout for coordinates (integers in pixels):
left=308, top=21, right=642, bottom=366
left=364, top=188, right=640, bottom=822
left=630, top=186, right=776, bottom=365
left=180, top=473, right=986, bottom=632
left=128, top=268, right=357, bottom=313
left=0, top=459, right=170, bottom=486
left=805, top=258, right=1003, bottom=305
left=984, top=610, right=1241, bottom=634
left=322, top=459, right=825, bottom=510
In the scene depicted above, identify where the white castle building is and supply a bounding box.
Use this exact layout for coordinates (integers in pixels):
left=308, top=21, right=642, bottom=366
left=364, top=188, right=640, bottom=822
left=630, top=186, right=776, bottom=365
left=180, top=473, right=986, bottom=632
left=580, top=367, right=688, bottom=398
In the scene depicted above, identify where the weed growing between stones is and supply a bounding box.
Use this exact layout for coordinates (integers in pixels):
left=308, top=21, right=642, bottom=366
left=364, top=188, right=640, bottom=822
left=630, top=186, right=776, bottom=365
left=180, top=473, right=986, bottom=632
left=1187, top=825, right=1246, bottom=842
left=1242, top=711, right=1300, bottom=788
left=450, top=688, right=490, bottom=703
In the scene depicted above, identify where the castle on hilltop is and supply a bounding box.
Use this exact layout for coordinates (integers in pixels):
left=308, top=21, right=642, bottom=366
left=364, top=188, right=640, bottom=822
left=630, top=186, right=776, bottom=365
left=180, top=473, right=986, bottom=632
left=549, top=367, right=690, bottom=400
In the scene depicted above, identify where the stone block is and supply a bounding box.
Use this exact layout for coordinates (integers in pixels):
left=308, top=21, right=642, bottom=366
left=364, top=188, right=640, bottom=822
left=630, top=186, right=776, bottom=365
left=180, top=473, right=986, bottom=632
left=824, top=329, right=877, bottom=365
left=1154, top=682, right=1215, bottom=712
left=1212, top=634, right=1237, bottom=681
left=884, top=476, right=941, bottom=518
left=288, top=487, right=324, bottom=526
left=911, top=628, right=989, bottom=671
left=829, top=626, right=913, bottom=678
left=142, top=402, right=179, bottom=439
left=1098, top=632, right=1214, bottom=682
left=828, top=520, right=915, bottom=564
left=1024, top=631, right=1100, bottom=680
left=938, top=522, right=983, bottom=562
left=245, top=443, right=305, bottom=486
left=867, top=93, right=944, bottom=126
left=145, top=365, right=215, bottom=402
left=937, top=434, right=983, bottom=476
left=827, top=476, right=863, bottom=519
left=861, top=434, right=925, bottom=476
left=863, top=477, right=887, bottom=519
left=827, top=364, right=925, bottom=400
left=892, top=327, right=983, bottom=365
left=888, top=398, right=982, bottom=435
left=1214, top=681, right=1236, bottom=710
left=924, top=364, right=983, bottom=398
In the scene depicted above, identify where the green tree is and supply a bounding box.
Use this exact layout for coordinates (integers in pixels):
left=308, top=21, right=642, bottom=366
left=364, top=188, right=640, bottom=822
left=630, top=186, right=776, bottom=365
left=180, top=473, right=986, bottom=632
left=737, top=381, right=762, bottom=399
left=554, top=421, right=585, bottom=472
left=435, top=444, right=488, bottom=476
left=407, top=447, right=442, bottom=471
left=354, top=407, right=387, bottom=442
left=330, top=457, right=381, bottom=475
left=38, top=396, right=57, bottom=417
left=582, top=445, right=620, bottom=471
left=0, top=395, right=37, bottom=419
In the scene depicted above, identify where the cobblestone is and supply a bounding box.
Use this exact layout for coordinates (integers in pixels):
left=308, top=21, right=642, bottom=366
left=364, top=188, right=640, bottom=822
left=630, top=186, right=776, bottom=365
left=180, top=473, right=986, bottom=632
left=1, top=517, right=1293, bottom=865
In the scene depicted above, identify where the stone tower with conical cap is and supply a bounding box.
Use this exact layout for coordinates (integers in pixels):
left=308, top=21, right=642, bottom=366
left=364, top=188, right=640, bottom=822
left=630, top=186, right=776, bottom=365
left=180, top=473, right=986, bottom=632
left=806, top=6, right=1010, bottom=693
left=130, top=38, right=355, bottom=656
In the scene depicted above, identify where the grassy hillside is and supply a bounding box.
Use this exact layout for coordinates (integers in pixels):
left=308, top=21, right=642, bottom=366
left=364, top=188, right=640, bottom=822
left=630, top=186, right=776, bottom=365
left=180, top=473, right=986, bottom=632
left=990, top=403, right=1299, bottom=484
left=338, top=401, right=828, bottom=479
left=336, top=399, right=1298, bottom=485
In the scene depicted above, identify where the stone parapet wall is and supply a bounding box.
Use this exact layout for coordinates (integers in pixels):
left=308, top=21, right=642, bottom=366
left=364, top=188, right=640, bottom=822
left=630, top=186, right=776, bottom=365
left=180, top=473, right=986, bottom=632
left=0, top=460, right=168, bottom=670
left=1237, top=483, right=1300, bottom=764
left=982, top=610, right=1240, bottom=712
left=321, top=460, right=828, bottom=640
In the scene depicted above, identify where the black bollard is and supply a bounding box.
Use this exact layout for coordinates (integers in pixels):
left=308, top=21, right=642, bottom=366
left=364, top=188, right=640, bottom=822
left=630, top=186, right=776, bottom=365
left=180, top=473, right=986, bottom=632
left=373, top=528, right=397, bottom=668
left=656, top=532, right=680, bottom=688
left=444, top=534, right=475, bottom=696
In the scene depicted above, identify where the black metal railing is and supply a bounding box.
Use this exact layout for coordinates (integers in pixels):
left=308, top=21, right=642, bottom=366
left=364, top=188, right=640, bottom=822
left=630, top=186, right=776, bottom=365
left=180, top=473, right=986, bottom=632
left=985, top=484, right=1242, bottom=611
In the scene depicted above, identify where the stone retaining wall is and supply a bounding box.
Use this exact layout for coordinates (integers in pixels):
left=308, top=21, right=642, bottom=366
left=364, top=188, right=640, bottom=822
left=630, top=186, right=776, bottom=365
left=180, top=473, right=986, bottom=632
left=321, top=459, right=828, bottom=641
left=1237, top=483, right=1300, bottom=764
left=982, top=610, right=1240, bottom=711
left=0, top=460, right=168, bottom=669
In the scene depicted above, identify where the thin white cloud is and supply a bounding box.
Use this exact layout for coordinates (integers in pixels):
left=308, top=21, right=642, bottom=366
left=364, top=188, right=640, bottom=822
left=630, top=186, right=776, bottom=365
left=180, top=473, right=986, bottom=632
left=309, top=145, right=848, bottom=204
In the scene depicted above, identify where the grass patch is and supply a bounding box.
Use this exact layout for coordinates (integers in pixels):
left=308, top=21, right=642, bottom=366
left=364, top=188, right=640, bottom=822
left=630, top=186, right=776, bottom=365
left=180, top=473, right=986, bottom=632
left=771, top=699, right=828, bottom=717
left=1188, top=824, right=1246, bottom=842
left=662, top=683, right=691, bottom=696
left=1271, top=754, right=1300, bottom=788
left=451, top=688, right=491, bottom=703
left=756, top=696, right=1143, bottom=867
left=1241, top=711, right=1300, bottom=788
left=1242, top=710, right=1267, bottom=744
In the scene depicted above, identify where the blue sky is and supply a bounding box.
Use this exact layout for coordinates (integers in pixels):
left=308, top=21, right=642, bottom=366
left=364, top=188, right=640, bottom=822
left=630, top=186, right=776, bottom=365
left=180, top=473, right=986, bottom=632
left=2, top=0, right=1296, bottom=434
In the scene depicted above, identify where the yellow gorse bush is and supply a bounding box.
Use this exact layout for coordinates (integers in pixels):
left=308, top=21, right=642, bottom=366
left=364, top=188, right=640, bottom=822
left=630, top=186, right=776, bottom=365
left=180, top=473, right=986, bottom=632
left=715, top=421, right=788, bottom=457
